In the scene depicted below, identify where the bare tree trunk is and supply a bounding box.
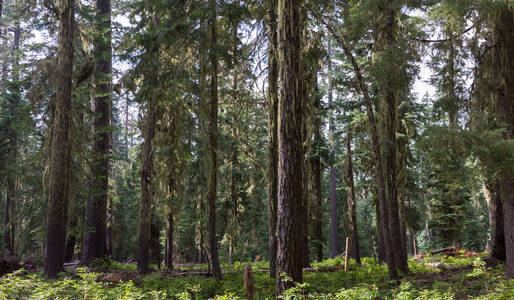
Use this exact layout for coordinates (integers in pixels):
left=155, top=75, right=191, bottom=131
left=266, top=0, right=279, bottom=279
left=43, top=0, right=75, bottom=278
left=276, top=0, right=303, bottom=295
left=207, top=0, right=222, bottom=280
left=345, top=130, right=360, bottom=264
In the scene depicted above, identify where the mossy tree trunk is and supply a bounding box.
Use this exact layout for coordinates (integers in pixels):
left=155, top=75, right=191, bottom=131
left=491, top=4, right=514, bottom=278
left=137, top=13, right=159, bottom=273
left=81, top=0, right=111, bottom=265
left=43, top=0, right=75, bottom=278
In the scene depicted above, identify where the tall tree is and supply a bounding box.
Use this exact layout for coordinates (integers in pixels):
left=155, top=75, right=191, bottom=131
left=373, top=1, right=408, bottom=273
left=137, top=86, right=157, bottom=275
left=43, top=0, right=75, bottom=278
left=327, top=43, right=338, bottom=258
left=136, top=12, right=159, bottom=275
left=266, top=0, right=279, bottom=278
left=81, top=0, right=112, bottom=265
left=489, top=3, right=514, bottom=278
left=344, top=129, right=360, bottom=264
left=206, top=0, right=222, bottom=280
left=4, top=21, right=21, bottom=255
left=276, top=0, right=303, bottom=294
left=314, top=9, right=397, bottom=278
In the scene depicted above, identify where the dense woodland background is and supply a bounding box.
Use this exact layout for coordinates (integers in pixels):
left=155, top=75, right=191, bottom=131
left=0, top=0, right=513, bottom=297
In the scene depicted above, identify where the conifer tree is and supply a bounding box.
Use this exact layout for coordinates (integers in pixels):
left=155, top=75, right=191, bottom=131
left=43, top=0, right=75, bottom=278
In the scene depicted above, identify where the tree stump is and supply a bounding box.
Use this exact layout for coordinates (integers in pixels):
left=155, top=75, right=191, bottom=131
left=243, top=263, right=256, bottom=299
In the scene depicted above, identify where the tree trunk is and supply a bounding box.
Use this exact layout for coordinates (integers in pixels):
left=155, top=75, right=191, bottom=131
left=397, top=121, right=409, bottom=263
left=266, top=0, right=279, bottom=279
left=492, top=4, right=514, bottom=278
left=276, top=0, right=303, bottom=295
left=64, top=216, right=78, bottom=262
left=375, top=192, right=385, bottom=263
left=4, top=174, right=15, bottom=254
left=137, top=97, right=157, bottom=274
left=81, top=0, right=111, bottom=265
left=165, top=211, right=174, bottom=270
left=106, top=196, right=113, bottom=257
left=43, top=0, right=75, bottom=278
left=3, top=21, right=21, bottom=256
left=328, top=44, right=338, bottom=258
left=345, top=130, right=360, bottom=264
left=483, top=183, right=505, bottom=260
left=375, top=5, right=407, bottom=274
left=312, top=77, right=323, bottom=262
left=207, top=0, right=222, bottom=280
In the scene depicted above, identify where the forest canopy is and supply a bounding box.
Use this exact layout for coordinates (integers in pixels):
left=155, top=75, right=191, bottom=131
left=0, top=0, right=513, bottom=298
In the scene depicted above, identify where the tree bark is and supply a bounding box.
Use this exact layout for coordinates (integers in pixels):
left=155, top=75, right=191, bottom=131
left=266, top=0, right=279, bottom=279
left=43, top=0, right=75, bottom=278
left=137, top=96, right=157, bottom=274
left=345, top=130, right=360, bottom=264
left=165, top=211, right=174, bottom=270
left=492, top=4, right=514, bottom=278
left=276, top=0, right=303, bottom=295
left=207, top=0, right=222, bottom=280
left=81, top=0, right=111, bottom=265
left=375, top=5, right=407, bottom=273
left=64, top=217, right=78, bottom=262
left=483, top=183, right=505, bottom=260
left=327, top=44, right=338, bottom=258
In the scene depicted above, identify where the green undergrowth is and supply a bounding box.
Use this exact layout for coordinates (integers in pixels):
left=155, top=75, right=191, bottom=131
left=0, top=255, right=512, bottom=299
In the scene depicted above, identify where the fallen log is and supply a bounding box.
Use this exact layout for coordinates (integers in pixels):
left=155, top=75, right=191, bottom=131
left=426, top=262, right=458, bottom=271
left=430, top=245, right=462, bottom=256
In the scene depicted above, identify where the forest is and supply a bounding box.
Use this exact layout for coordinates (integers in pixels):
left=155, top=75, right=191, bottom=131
left=0, top=0, right=513, bottom=298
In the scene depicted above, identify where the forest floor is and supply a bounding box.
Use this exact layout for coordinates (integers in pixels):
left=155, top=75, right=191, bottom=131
left=0, top=251, right=512, bottom=299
